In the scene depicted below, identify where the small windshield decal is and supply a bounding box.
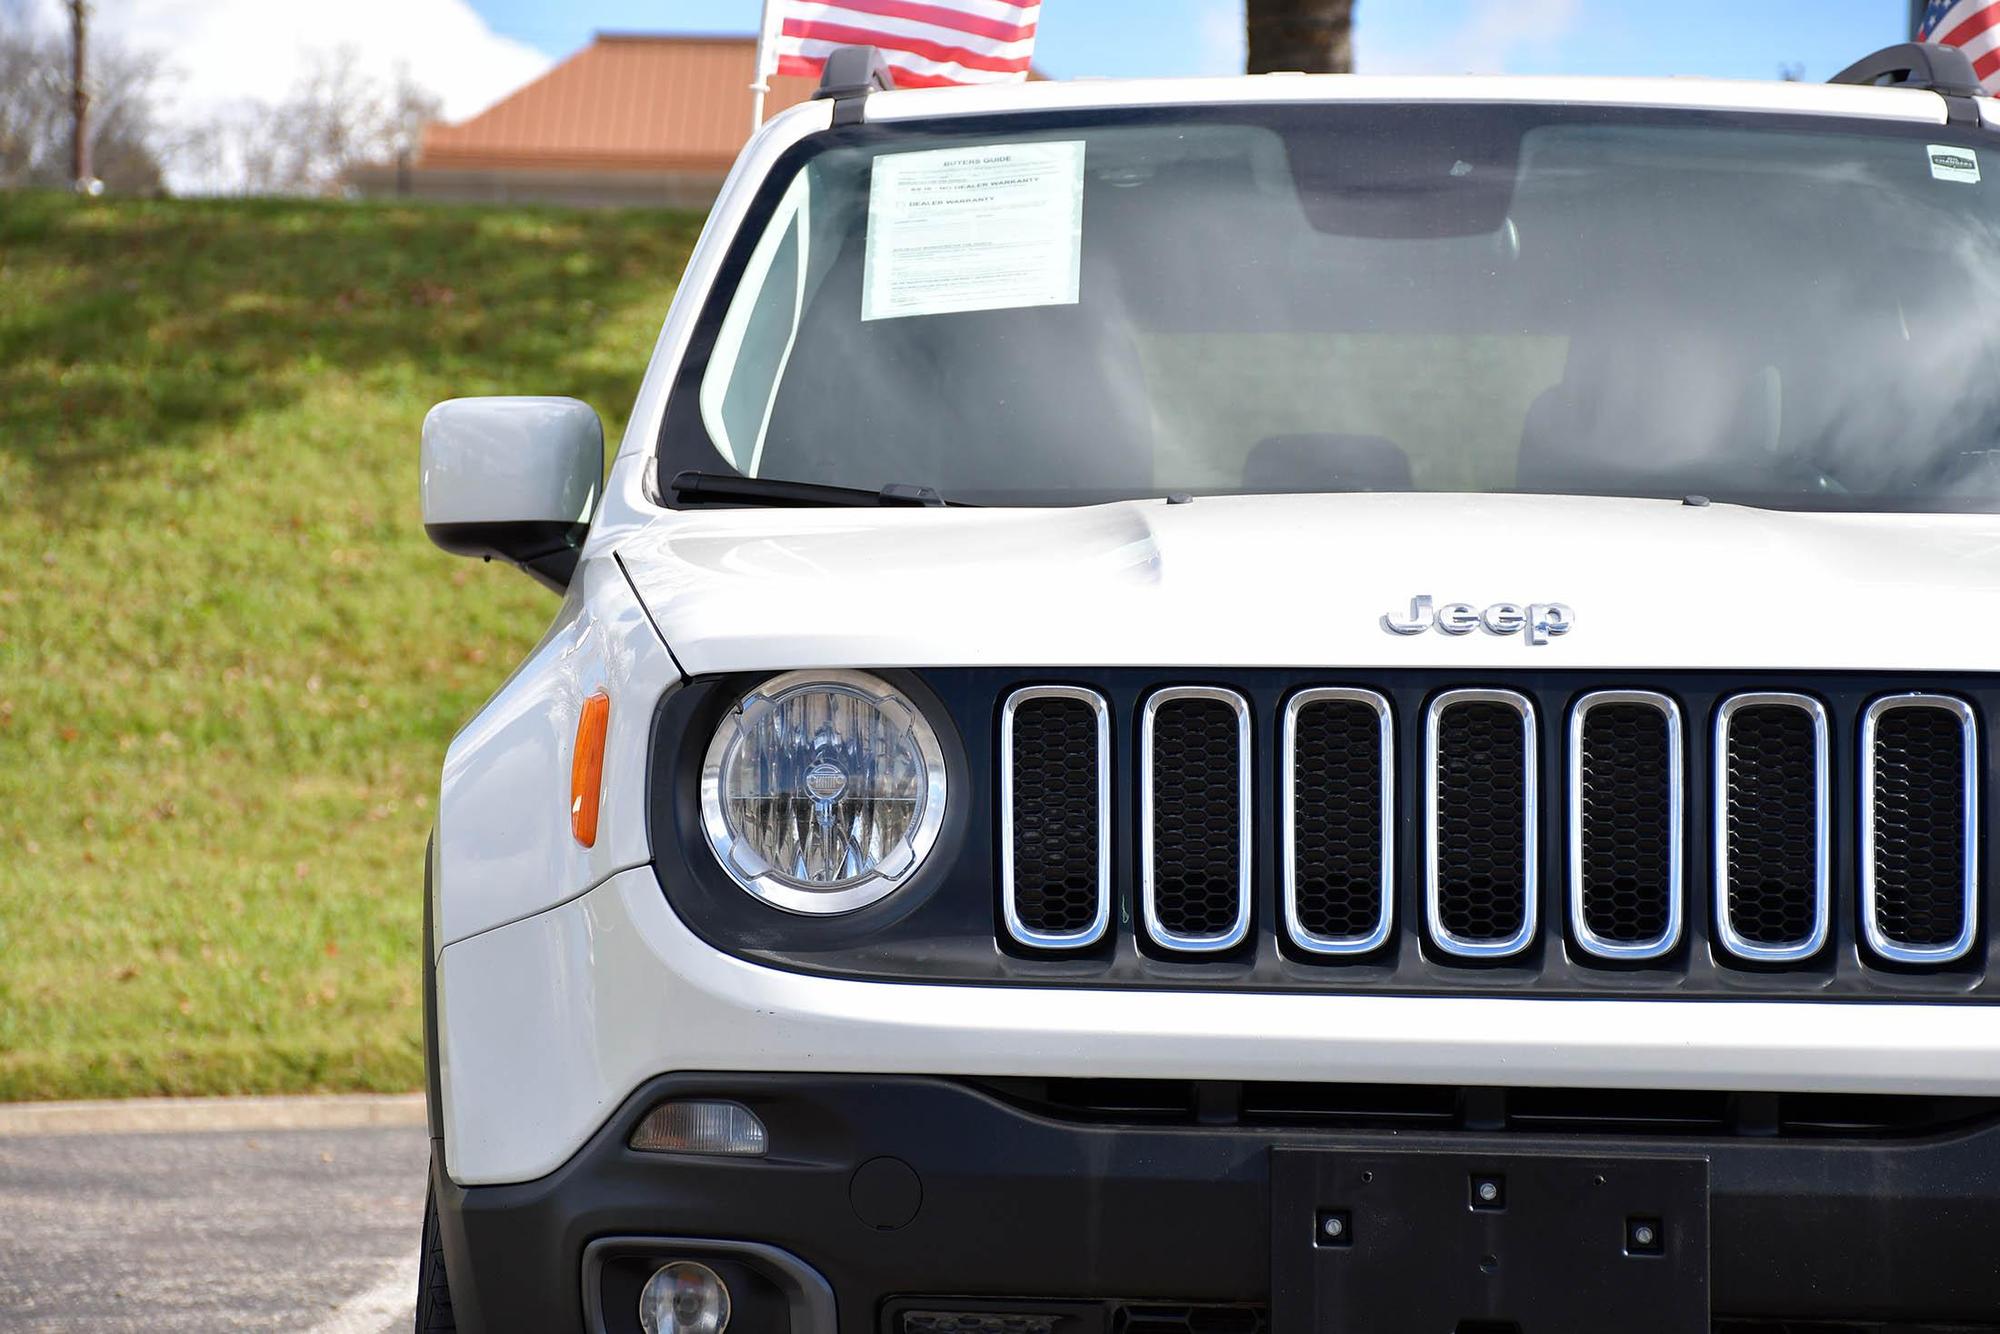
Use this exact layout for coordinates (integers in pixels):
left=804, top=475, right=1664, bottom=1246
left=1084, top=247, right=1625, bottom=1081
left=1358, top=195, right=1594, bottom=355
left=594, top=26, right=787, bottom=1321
left=862, top=140, right=1086, bottom=322
left=1930, top=145, right=1981, bottom=184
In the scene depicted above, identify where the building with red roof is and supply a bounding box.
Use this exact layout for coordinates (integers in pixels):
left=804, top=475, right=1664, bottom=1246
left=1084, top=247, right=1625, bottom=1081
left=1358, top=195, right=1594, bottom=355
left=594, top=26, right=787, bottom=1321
left=351, top=33, right=819, bottom=208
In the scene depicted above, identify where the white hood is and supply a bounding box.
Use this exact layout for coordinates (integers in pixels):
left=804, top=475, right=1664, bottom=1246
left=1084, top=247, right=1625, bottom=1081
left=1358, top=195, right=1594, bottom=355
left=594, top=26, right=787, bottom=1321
left=615, top=492, right=2000, bottom=676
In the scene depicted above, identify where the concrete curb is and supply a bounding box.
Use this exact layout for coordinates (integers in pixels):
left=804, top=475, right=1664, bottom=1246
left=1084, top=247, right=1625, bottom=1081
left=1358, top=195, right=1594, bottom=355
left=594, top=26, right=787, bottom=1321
left=0, top=1093, right=427, bottom=1138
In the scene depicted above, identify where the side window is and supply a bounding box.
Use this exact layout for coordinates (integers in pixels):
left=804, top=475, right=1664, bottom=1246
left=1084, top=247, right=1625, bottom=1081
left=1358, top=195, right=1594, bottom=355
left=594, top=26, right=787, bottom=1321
left=699, top=175, right=810, bottom=474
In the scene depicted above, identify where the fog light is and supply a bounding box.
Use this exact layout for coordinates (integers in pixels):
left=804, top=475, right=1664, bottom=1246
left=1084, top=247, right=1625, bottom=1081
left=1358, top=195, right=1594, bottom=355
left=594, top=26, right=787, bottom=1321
left=639, top=1261, right=731, bottom=1334
left=630, top=1101, right=768, bottom=1157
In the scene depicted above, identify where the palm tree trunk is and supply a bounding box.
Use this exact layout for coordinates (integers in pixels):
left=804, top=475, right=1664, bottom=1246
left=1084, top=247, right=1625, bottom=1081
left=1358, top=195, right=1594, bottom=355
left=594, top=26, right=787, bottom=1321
left=1245, top=0, right=1355, bottom=74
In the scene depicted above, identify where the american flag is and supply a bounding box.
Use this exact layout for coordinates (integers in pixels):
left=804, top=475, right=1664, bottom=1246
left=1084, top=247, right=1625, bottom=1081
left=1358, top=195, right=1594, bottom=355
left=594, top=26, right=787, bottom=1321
left=763, top=0, right=1042, bottom=90
left=1919, top=0, right=2000, bottom=91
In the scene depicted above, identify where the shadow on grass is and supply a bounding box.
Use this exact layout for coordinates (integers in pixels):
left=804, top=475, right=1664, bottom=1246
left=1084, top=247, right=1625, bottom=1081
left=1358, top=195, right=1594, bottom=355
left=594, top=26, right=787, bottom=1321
left=0, top=192, right=703, bottom=492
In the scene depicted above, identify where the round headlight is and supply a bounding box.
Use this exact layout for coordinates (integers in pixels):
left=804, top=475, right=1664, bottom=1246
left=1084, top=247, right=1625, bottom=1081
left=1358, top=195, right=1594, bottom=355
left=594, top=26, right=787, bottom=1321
left=701, top=671, right=948, bottom=914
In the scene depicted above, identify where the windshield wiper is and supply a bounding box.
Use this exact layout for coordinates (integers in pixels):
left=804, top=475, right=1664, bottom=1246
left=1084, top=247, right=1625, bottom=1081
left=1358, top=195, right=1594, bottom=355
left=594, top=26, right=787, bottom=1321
left=669, top=470, right=960, bottom=508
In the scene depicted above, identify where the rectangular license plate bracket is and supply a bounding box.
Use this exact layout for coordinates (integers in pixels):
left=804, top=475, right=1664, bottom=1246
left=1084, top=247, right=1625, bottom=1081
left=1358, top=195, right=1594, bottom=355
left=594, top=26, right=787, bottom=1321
left=1272, top=1146, right=1709, bottom=1334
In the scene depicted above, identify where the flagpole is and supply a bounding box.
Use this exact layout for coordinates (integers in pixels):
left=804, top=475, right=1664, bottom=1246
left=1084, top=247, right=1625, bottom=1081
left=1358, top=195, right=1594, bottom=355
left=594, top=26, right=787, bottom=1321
left=1912, top=0, right=1929, bottom=38
left=751, top=0, right=777, bottom=133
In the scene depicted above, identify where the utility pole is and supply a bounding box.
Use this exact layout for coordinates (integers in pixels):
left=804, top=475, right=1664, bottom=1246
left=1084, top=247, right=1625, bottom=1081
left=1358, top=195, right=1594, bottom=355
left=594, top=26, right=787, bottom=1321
left=68, top=0, right=93, bottom=193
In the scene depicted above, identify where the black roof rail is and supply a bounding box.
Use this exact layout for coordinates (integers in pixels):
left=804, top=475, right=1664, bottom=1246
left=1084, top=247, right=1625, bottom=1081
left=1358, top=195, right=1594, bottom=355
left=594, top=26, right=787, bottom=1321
left=1831, top=42, right=1985, bottom=126
left=813, top=46, right=896, bottom=126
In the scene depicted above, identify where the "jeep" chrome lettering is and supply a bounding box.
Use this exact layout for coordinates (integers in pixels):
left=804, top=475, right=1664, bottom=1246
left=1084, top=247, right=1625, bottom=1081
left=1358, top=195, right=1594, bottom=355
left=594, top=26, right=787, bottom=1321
left=1381, top=594, right=1575, bottom=647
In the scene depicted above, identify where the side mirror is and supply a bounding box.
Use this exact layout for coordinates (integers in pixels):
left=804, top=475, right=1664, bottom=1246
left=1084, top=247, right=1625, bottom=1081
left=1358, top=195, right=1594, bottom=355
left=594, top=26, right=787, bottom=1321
left=421, top=397, right=603, bottom=592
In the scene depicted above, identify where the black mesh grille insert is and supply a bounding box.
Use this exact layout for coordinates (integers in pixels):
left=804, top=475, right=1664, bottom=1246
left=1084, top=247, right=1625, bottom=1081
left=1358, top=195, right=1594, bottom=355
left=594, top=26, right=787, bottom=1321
left=1006, top=694, right=1103, bottom=943
left=903, top=1315, right=1059, bottom=1334
left=1870, top=703, right=1972, bottom=953
left=1575, top=700, right=1675, bottom=949
left=1288, top=696, right=1387, bottom=947
left=1721, top=701, right=1823, bottom=952
left=1148, top=694, right=1245, bottom=945
left=1431, top=697, right=1531, bottom=948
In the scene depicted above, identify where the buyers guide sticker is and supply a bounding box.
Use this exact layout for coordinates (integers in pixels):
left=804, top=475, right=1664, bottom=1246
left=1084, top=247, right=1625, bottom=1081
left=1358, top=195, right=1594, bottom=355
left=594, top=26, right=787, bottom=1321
left=862, top=141, right=1086, bottom=322
left=1930, top=144, right=1982, bottom=184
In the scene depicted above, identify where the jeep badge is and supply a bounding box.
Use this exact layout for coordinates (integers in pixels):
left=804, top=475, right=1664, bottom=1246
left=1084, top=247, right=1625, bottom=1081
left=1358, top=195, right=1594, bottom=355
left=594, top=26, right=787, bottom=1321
left=1382, top=594, right=1575, bottom=646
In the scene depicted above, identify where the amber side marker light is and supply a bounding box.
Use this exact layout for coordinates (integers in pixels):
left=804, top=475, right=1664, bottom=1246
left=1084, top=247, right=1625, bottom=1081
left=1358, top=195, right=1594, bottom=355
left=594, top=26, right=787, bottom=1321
left=572, top=690, right=611, bottom=847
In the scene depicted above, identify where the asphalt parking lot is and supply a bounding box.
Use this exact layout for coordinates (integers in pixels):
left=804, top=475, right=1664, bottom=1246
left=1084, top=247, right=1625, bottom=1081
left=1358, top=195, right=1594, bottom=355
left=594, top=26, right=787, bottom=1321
left=0, top=1107, right=428, bottom=1332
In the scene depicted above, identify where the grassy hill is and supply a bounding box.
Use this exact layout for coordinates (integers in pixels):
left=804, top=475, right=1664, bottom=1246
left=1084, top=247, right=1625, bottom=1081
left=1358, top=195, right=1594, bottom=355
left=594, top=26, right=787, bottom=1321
left=0, top=192, right=702, bottom=1100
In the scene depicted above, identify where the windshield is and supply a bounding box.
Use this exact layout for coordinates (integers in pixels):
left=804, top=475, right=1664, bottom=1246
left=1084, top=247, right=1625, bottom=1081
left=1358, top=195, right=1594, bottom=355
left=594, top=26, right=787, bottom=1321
left=661, top=102, right=2000, bottom=511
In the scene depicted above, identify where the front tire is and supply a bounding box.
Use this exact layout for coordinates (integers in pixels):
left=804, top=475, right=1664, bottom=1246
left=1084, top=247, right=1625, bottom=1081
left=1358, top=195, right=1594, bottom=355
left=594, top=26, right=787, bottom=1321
left=415, top=1168, right=457, bottom=1332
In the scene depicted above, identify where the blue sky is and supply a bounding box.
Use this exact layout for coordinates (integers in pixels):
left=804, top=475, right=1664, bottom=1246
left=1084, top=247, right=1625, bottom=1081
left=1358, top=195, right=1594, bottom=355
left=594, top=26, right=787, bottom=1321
left=466, top=0, right=1913, bottom=84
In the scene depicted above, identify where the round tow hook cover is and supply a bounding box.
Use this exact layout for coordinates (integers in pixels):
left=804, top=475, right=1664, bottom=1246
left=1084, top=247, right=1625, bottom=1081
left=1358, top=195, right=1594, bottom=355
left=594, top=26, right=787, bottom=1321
left=849, top=1155, right=922, bottom=1231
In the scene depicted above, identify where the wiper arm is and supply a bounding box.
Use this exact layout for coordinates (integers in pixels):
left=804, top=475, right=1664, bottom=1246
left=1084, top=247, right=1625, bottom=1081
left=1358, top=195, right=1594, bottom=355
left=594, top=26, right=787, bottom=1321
left=669, top=470, right=959, bottom=508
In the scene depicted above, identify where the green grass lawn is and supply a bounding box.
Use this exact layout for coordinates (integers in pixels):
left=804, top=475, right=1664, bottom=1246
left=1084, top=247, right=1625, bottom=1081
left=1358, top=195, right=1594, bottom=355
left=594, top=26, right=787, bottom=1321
left=0, top=192, right=701, bottom=1100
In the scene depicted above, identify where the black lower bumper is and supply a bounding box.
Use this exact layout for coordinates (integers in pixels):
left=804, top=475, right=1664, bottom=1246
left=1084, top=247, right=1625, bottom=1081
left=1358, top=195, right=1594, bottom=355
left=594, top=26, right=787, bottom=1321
left=434, top=1074, right=2000, bottom=1334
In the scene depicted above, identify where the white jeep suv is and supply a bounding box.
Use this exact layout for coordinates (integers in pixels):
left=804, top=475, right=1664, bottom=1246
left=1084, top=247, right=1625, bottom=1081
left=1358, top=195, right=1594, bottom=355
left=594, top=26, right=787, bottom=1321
left=415, top=43, right=2000, bottom=1334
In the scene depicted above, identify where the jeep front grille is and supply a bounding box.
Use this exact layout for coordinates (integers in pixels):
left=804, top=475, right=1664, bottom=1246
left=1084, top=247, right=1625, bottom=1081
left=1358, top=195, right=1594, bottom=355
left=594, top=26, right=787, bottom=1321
left=1570, top=691, right=1684, bottom=961
left=1715, top=693, right=1831, bottom=963
left=1001, top=686, right=1111, bottom=949
left=691, top=670, right=1997, bottom=998
left=1425, top=689, right=1538, bottom=959
left=1862, top=694, right=1979, bottom=965
left=1141, top=687, right=1252, bottom=952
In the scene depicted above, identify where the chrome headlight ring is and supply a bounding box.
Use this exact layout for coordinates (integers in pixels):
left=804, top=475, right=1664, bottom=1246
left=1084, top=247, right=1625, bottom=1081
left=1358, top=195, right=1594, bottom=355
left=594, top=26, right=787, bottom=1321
left=700, top=670, right=949, bottom=915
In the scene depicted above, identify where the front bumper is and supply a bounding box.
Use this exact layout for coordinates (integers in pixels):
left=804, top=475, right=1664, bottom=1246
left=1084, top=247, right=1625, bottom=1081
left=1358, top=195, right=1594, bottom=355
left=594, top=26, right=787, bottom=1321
left=436, top=869, right=2000, bottom=1186
left=435, top=1073, right=2000, bottom=1334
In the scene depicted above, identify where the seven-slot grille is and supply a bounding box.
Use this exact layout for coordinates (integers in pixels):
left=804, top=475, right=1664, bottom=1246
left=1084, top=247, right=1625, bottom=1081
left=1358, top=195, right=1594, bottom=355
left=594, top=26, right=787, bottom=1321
left=996, top=684, right=1982, bottom=970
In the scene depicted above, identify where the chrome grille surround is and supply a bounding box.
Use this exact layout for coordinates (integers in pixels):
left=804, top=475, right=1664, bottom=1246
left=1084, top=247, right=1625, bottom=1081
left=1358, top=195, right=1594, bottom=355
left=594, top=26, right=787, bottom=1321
left=1424, top=688, right=1539, bottom=960
left=1567, top=690, right=1685, bottom=962
left=1141, top=686, right=1254, bottom=952
left=1861, top=692, right=1979, bottom=965
left=1281, top=688, right=1395, bottom=956
left=1714, top=692, right=1831, bottom=964
left=999, top=685, right=1112, bottom=950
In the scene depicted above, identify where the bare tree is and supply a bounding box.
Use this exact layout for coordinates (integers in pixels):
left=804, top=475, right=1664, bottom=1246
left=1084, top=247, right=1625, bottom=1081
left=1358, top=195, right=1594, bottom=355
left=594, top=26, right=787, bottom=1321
left=183, top=49, right=440, bottom=197
left=1246, top=0, right=1356, bottom=74
left=68, top=0, right=90, bottom=188
left=0, top=22, right=165, bottom=194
